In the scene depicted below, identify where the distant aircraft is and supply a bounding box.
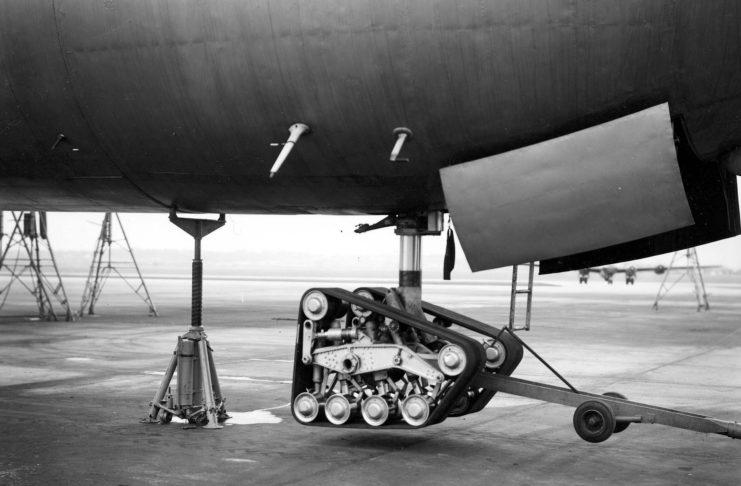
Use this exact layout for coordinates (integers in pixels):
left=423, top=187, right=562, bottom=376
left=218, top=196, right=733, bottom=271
left=2, top=2, right=740, bottom=443
left=578, top=265, right=671, bottom=285
left=578, top=263, right=716, bottom=285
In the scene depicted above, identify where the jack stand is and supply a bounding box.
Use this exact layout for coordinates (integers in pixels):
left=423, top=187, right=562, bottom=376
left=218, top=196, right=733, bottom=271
left=79, top=213, right=158, bottom=317
left=0, top=211, right=72, bottom=321
left=145, top=212, right=227, bottom=429
left=652, top=247, right=710, bottom=311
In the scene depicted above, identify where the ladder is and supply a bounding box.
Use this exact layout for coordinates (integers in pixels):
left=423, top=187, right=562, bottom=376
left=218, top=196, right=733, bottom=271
left=509, top=262, right=535, bottom=331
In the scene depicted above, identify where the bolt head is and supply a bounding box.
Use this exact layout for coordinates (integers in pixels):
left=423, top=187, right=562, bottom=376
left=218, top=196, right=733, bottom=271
left=407, top=402, right=423, bottom=419
left=297, top=399, right=314, bottom=416
left=307, top=297, right=322, bottom=313
left=367, top=402, right=383, bottom=419
left=443, top=351, right=460, bottom=368
left=329, top=402, right=345, bottom=417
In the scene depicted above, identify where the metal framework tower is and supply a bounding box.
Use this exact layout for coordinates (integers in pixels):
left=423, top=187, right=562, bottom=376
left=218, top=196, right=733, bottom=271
left=0, top=211, right=72, bottom=321
left=79, top=213, right=158, bottom=317
left=652, top=248, right=709, bottom=311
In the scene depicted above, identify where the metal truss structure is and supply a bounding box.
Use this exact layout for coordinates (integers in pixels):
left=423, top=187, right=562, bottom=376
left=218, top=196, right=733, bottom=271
left=652, top=247, right=709, bottom=311
left=0, top=211, right=72, bottom=321
left=79, top=213, right=158, bottom=317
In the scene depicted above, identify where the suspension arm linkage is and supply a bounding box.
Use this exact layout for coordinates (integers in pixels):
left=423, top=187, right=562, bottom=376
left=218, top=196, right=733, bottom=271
left=473, top=373, right=741, bottom=438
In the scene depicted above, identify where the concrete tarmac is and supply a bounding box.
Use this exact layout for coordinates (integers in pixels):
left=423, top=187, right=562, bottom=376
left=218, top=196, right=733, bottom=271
left=1, top=276, right=740, bottom=485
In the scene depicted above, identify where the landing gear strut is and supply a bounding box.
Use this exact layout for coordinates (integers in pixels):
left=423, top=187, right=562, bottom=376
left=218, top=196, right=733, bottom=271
left=145, top=212, right=229, bottom=429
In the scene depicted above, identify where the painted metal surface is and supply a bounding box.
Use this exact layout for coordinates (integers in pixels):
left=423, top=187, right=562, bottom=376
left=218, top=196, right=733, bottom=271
left=0, top=1, right=740, bottom=215
left=441, top=104, right=693, bottom=270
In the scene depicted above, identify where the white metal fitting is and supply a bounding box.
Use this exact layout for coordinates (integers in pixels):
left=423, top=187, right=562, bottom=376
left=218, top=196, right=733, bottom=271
left=390, top=127, right=413, bottom=162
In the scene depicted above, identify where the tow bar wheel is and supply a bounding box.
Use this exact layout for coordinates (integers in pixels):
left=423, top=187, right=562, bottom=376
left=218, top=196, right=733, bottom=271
left=573, top=400, right=616, bottom=443
left=603, top=392, right=630, bottom=433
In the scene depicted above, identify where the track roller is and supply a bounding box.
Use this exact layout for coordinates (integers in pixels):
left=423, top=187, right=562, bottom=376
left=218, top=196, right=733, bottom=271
left=401, top=395, right=431, bottom=426
left=325, top=395, right=353, bottom=425
left=361, top=396, right=390, bottom=426
left=293, top=392, right=320, bottom=424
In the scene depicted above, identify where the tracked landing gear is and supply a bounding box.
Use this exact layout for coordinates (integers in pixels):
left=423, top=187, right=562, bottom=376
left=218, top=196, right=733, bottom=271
left=145, top=212, right=228, bottom=429
left=291, top=287, right=522, bottom=428
left=291, top=288, right=741, bottom=441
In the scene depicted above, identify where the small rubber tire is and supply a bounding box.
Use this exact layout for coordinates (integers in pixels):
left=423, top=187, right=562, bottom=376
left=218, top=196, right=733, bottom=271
left=156, top=409, right=172, bottom=425
left=573, top=400, right=615, bottom=443
left=189, top=412, right=209, bottom=426
left=603, top=392, right=630, bottom=433
left=448, top=392, right=472, bottom=417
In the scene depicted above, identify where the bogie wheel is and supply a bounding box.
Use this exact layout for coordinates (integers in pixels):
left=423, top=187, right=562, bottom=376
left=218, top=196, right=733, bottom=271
left=603, top=392, right=630, bottom=433
left=573, top=400, right=615, bottom=443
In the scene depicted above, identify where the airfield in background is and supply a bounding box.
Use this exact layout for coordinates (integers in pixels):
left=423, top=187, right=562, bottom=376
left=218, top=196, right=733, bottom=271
left=1, top=212, right=739, bottom=484
left=0, top=268, right=739, bottom=484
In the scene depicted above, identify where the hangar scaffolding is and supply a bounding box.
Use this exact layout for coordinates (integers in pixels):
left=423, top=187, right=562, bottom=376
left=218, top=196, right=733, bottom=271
left=79, top=213, right=158, bottom=317
left=652, top=247, right=709, bottom=311
left=0, top=211, right=72, bottom=321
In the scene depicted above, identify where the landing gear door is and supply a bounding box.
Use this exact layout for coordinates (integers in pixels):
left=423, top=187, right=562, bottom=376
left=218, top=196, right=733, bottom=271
left=440, top=103, right=693, bottom=271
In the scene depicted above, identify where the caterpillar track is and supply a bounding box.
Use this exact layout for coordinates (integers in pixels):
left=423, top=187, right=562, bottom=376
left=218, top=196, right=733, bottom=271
left=291, top=287, right=523, bottom=428
left=291, top=287, right=741, bottom=442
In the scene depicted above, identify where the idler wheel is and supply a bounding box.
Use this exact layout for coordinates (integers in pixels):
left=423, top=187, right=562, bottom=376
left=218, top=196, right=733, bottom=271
left=293, top=392, right=320, bottom=424
left=401, top=395, right=431, bottom=427
left=350, top=289, right=374, bottom=318
left=437, top=344, right=467, bottom=376
left=483, top=340, right=506, bottom=370
left=603, top=392, right=630, bottom=433
left=302, top=291, right=329, bottom=321
left=325, top=394, right=353, bottom=425
left=361, top=396, right=389, bottom=426
left=302, top=291, right=347, bottom=322
left=573, top=400, right=615, bottom=443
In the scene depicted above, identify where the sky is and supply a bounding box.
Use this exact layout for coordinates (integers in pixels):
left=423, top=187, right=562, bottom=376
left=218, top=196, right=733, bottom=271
left=37, top=206, right=741, bottom=275
left=3, top=177, right=734, bottom=275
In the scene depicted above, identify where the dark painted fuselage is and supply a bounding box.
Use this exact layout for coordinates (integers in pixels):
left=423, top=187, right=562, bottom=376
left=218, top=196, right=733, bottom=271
left=1, top=1, right=740, bottom=214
